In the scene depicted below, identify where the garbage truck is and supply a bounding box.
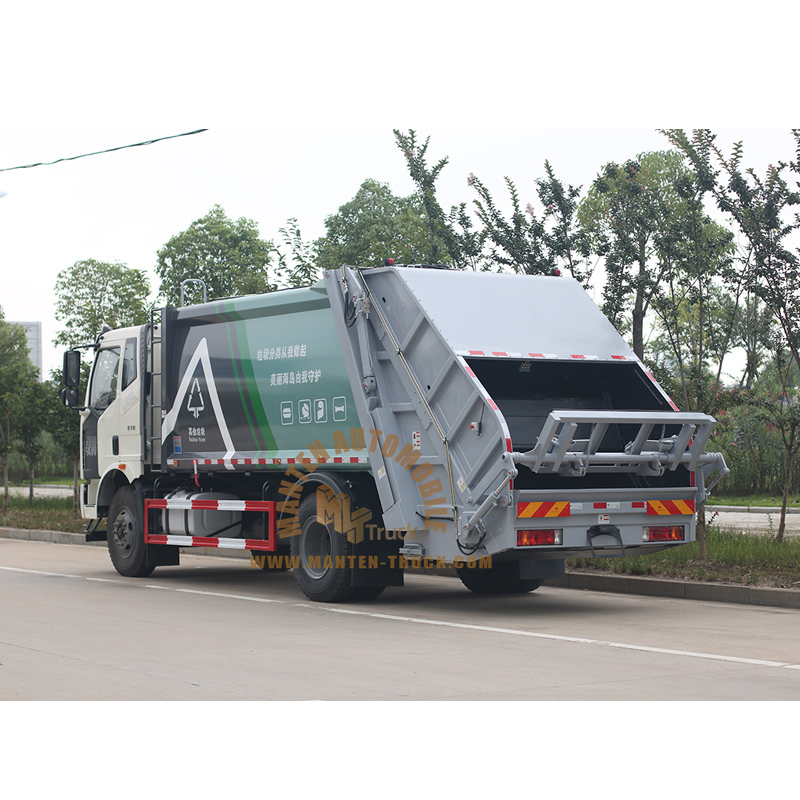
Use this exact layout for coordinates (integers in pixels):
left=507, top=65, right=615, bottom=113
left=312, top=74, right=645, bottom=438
left=61, top=265, right=729, bottom=602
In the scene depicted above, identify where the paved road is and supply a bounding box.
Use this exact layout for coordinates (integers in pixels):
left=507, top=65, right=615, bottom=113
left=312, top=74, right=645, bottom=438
left=708, top=508, right=800, bottom=536
left=2, top=538, right=799, bottom=700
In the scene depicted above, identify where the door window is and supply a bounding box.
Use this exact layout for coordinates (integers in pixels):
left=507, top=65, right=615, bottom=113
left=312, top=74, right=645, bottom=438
left=89, top=348, right=121, bottom=413
left=121, top=337, right=137, bottom=391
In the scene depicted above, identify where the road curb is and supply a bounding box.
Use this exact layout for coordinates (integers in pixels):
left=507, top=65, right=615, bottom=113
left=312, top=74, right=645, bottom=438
left=707, top=505, right=800, bottom=514
left=2, top=527, right=799, bottom=609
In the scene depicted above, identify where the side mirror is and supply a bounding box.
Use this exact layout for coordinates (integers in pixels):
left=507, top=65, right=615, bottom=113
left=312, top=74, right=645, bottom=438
left=63, top=350, right=81, bottom=389
left=61, top=387, right=80, bottom=408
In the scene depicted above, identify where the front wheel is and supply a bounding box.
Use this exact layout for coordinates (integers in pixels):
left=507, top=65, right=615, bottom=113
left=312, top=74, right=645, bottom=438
left=108, top=486, right=154, bottom=578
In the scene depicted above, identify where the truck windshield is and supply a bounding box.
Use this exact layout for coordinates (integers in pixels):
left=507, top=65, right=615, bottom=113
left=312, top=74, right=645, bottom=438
left=89, top=347, right=121, bottom=412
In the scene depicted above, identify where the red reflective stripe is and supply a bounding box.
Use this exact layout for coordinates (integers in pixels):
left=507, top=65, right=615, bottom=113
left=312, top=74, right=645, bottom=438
left=191, top=537, right=219, bottom=547
left=242, top=501, right=274, bottom=511
left=246, top=540, right=274, bottom=551
left=647, top=500, right=695, bottom=515
left=594, top=502, right=607, bottom=509
left=517, top=501, right=570, bottom=518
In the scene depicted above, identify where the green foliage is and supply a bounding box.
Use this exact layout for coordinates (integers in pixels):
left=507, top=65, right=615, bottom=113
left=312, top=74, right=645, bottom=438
left=578, top=151, right=704, bottom=359
left=275, top=218, right=321, bottom=288
left=468, top=161, right=592, bottom=281
left=53, top=259, right=151, bottom=348
left=568, top=526, right=800, bottom=587
left=0, top=320, right=37, bottom=453
left=0, top=317, right=39, bottom=510
left=394, top=129, right=482, bottom=268
left=712, top=402, right=793, bottom=496
left=0, top=494, right=86, bottom=534
left=662, top=130, right=800, bottom=374
left=156, top=205, right=275, bottom=305
left=314, top=179, right=446, bottom=270
left=14, top=380, right=52, bottom=504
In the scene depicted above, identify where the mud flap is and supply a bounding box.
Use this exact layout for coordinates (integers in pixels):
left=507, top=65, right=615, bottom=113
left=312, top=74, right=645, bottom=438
left=146, top=543, right=180, bottom=568
left=351, top=533, right=404, bottom=587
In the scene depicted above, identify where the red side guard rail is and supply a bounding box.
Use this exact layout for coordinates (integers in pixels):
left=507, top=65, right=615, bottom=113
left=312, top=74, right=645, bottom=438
left=144, top=498, right=277, bottom=552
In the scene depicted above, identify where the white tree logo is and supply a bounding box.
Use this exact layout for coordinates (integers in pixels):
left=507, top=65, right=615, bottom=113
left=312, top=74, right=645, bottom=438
left=187, top=377, right=205, bottom=419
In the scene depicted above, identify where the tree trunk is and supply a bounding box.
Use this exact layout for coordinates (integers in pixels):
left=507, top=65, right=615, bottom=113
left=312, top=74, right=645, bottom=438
left=776, top=457, right=792, bottom=544
left=2, top=455, right=8, bottom=513
left=697, top=507, right=707, bottom=561
left=631, top=251, right=647, bottom=360
left=28, top=461, right=35, bottom=506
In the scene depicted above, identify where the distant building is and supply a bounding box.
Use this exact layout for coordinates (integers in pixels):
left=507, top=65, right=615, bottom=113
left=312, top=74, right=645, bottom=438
left=9, top=321, right=43, bottom=380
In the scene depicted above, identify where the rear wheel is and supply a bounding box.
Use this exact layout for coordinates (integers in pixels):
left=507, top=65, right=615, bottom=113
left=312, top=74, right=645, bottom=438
left=291, top=492, right=355, bottom=603
left=456, top=560, right=541, bottom=595
left=510, top=578, right=543, bottom=594
left=108, top=486, right=154, bottom=578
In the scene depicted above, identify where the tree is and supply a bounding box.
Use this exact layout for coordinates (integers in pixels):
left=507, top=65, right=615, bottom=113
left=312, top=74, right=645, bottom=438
left=467, top=162, right=592, bottom=281
left=275, top=218, right=321, bottom=288
left=48, top=369, right=82, bottom=517
left=394, top=129, right=485, bottom=269
left=661, top=130, right=800, bottom=373
left=646, top=173, right=737, bottom=414
left=750, top=340, right=800, bottom=543
left=314, top=179, right=449, bottom=270
left=578, top=151, right=699, bottom=360
left=15, top=380, right=51, bottom=506
left=156, top=204, right=275, bottom=305
left=54, top=259, right=151, bottom=348
left=0, top=314, right=37, bottom=511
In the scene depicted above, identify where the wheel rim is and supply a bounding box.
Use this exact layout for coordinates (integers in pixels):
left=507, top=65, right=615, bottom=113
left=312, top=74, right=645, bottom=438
left=300, top=517, right=332, bottom=579
left=111, top=507, right=135, bottom=558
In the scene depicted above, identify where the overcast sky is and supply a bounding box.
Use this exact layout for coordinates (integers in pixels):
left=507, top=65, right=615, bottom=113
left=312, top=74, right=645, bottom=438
left=3, top=3, right=796, bottom=380
left=2, top=127, right=795, bottom=377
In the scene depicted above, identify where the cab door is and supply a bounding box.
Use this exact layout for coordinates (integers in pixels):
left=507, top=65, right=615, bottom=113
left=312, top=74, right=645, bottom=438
left=82, top=345, right=121, bottom=479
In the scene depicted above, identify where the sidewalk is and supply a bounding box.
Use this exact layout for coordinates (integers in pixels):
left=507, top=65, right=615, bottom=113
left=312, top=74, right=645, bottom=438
left=2, top=525, right=799, bottom=610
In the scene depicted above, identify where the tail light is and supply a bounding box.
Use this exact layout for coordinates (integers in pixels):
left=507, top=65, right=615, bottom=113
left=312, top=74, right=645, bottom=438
left=518, top=529, right=563, bottom=546
left=643, top=525, right=684, bottom=542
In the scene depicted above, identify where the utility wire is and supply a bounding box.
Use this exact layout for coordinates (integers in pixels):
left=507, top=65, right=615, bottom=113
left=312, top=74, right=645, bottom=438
left=0, top=129, right=208, bottom=172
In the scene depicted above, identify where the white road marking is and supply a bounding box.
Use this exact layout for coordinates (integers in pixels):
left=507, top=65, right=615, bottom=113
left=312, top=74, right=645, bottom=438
left=3, top=565, right=799, bottom=670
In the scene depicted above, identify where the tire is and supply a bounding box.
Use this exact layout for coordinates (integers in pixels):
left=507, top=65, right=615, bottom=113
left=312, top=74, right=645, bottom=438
left=108, top=486, right=154, bottom=578
left=456, top=560, right=540, bottom=595
left=510, top=579, right=543, bottom=594
left=290, top=492, right=356, bottom=603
